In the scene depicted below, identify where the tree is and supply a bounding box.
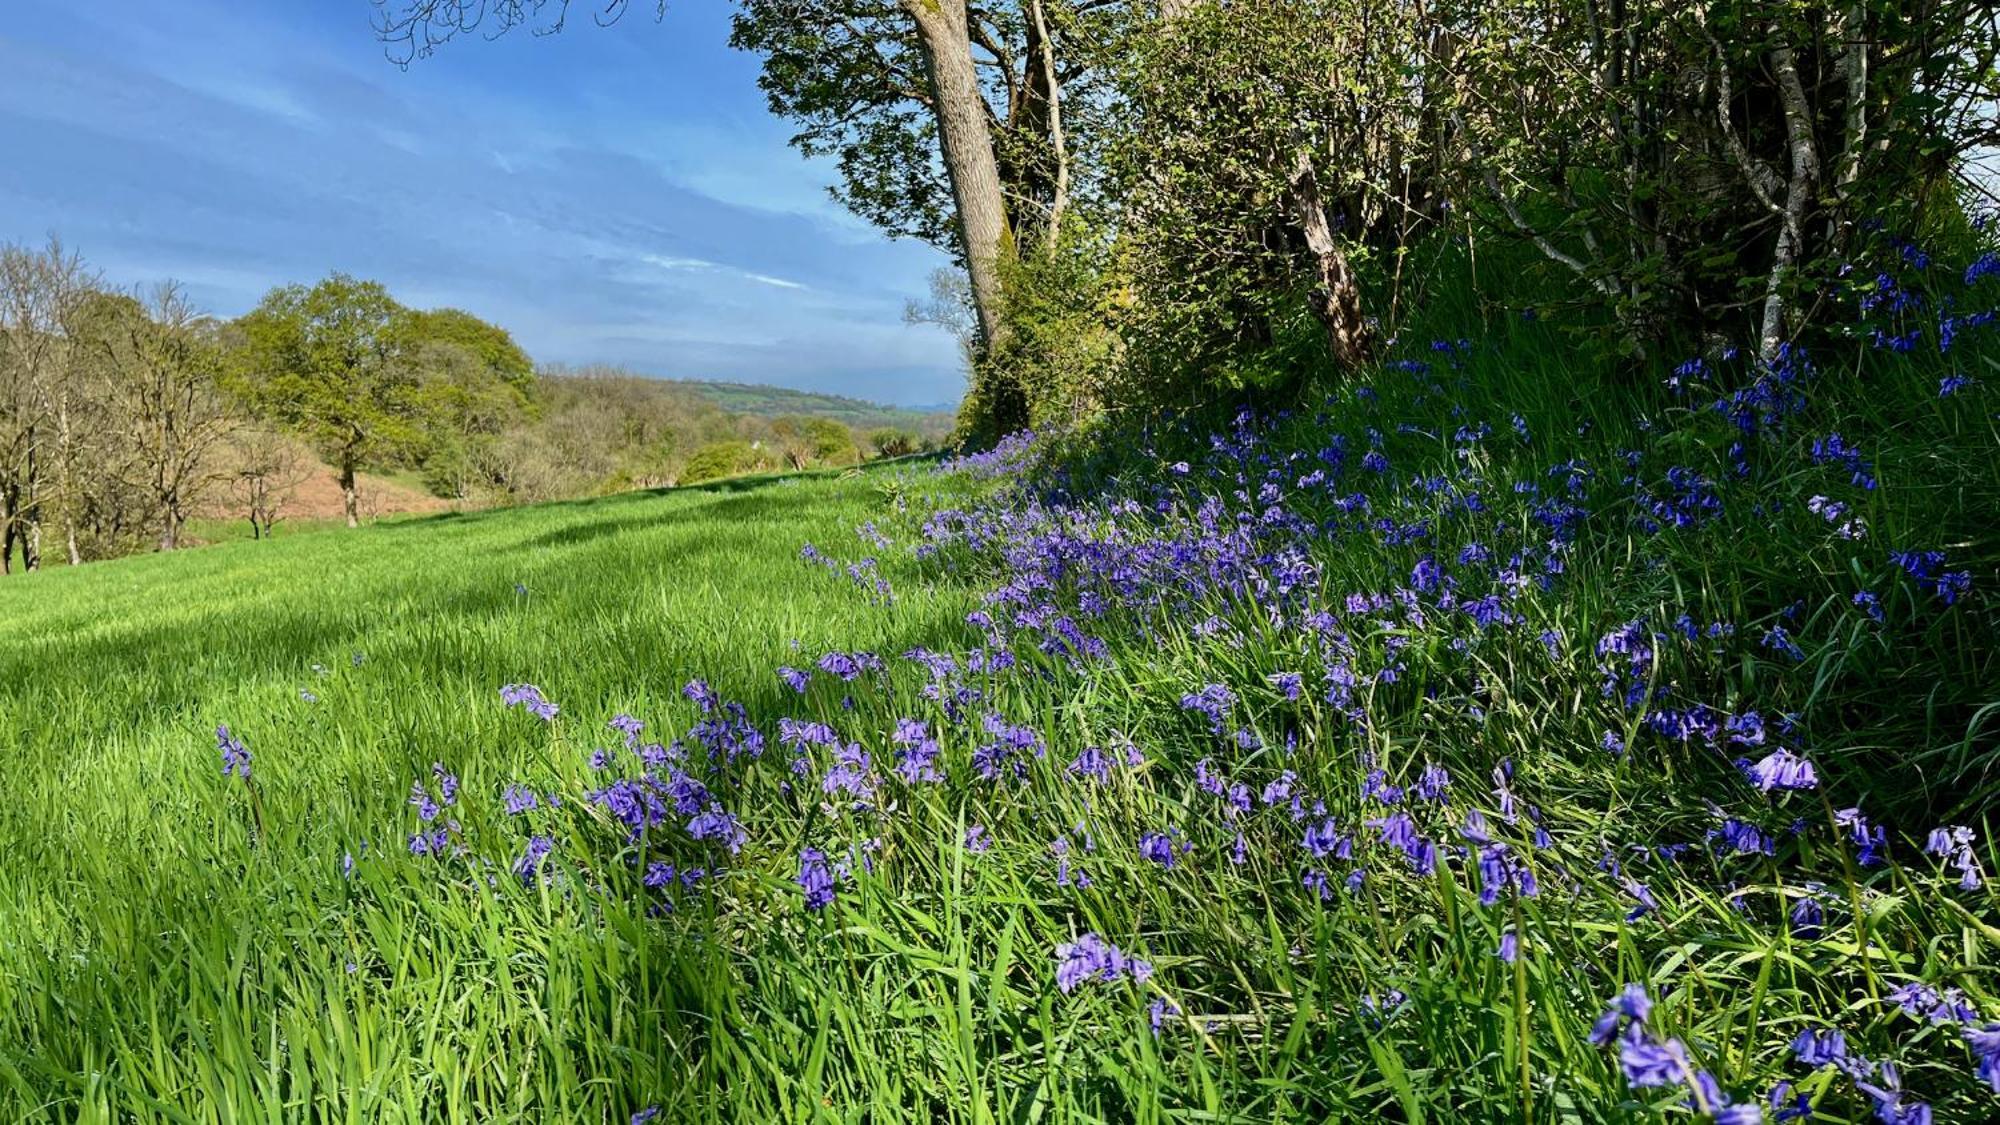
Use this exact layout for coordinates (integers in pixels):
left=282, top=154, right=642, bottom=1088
left=397, top=308, right=537, bottom=500
left=1443, top=0, right=2000, bottom=359
left=226, top=427, right=311, bottom=540
left=90, top=283, right=237, bottom=550
left=374, top=1, right=1127, bottom=435
left=869, top=427, right=919, bottom=457
left=0, top=237, right=97, bottom=571
left=235, top=275, right=421, bottom=528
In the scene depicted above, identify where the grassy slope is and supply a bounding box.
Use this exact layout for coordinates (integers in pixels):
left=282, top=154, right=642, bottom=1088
left=2, top=251, right=1997, bottom=1124
left=0, top=465, right=974, bottom=1123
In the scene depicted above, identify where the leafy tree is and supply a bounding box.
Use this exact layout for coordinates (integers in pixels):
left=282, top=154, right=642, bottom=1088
left=680, top=439, right=757, bottom=485
left=397, top=309, right=537, bottom=500
left=234, top=275, right=422, bottom=528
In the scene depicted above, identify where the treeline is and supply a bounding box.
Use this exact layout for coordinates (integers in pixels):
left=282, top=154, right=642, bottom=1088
left=741, top=0, right=2000, bottom=436
left=0, top=244, right=931, bottom=571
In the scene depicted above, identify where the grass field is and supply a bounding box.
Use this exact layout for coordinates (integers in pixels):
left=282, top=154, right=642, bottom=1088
left=0, top=466, right=979, bottom=1122
left=3, top=242, right=1999, bottom=1124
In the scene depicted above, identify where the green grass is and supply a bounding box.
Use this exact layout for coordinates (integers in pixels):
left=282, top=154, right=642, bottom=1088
left=0, top=465, right=981, bottom=1123
left=2, top=248, right=1998, bottom=1123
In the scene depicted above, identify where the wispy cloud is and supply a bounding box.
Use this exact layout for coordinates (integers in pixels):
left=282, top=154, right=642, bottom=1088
left=0, top=0, right=961, bottom=407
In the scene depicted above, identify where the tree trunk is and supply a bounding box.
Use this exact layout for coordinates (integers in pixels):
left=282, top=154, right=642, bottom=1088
left=340, top=458, right=359, bottom=529
left=1760, top=43, right=1819, bottom=363
left=1288, top=153, right=1374, bottom=369
left=160, top=502, right=181, bottom=551
left=903, top=0, right=1012, bottom=355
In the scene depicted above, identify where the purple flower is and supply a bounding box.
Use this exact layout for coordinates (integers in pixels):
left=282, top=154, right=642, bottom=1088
left=1590, top=983, right=1653, bottom=1045
left=1714, top=819, right=1775, bottom=857
left=1789, top=889, right=1825, bottom=938
left=964, top=824, right=991, bottom=854
left=685, top=807, right=746, bottom=854
left=1619, top=1034, right=1691, bottom=1088
left=502, top=784, right=540, bottom=815
left=1745, top=749, right=1818, bottom=792
left=1054, top=933, right=1151, bottom=993
left=216, top=725, right=252, bottom=780
left=1792, top=1028, right=1848, bottom=1067
left=1149, top=997, right=1180, bottom=1035
left=512, top=835, right=555, bottom=883
left=1966, top=1023, right=2000, bottom=1092
left=797, top=847, right=836, bottom=911
left=499, top=683, right=558, bottom=721
left=1497, top=930, right=1520, bottom=963
left=1855, top=1062, right=1932, bottom=1125
left=1178, top=683, right=1236, bottom=733
left=778, top=666, right=811, bottom=693
left=1139, top=830, right=1179, bottom=869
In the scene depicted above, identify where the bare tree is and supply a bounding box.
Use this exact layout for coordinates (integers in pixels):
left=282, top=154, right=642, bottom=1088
left=0, top=238, right=97, bottom=572
left=97, top=283, right=239, bottom=550
left=227, top=428, right=310, bottom=541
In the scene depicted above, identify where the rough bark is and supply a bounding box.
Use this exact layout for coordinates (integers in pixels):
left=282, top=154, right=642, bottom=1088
left=902, top=0, right=1012, bottom=354
left=1288, top=153, right=1374, bottom=368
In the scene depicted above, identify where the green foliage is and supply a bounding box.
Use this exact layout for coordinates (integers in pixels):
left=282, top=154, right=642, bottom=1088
left=233, top=274, right=425, bottom=477
left=679, top=439, right=761, bottom=484
left=1, top=293, right=1996, bottom=1118
left=868, top=427, right=920, bottom=457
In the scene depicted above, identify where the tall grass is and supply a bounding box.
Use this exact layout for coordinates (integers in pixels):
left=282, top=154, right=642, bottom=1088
left=1, top=238, right=1997, bottom=1123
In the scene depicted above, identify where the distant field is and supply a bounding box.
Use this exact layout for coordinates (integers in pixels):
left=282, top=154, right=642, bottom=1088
left=677, top=378, right=958, bottom=439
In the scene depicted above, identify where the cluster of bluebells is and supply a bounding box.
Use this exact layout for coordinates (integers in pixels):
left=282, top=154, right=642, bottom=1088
left=1054, top=933, right=1152, bottom=994
left=1589, top=985, right=1762, bottom=1123
left=220, top=240, right=2000, bottom=1118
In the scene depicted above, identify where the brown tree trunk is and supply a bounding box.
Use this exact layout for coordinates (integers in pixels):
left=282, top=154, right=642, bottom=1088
left=340, top=458, right=359, bottom=529
left=1288, top=153, right=1374, bottom=369
left=903, top=0, right=1012, bottom=355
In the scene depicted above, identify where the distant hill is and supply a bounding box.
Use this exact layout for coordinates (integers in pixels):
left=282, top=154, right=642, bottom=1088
left=672, top=380, right=958, bottom=440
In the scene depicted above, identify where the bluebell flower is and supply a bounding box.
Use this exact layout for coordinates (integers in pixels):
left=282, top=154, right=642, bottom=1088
left=513, top=835, right=555, bottom=884
left=1139, top=830, right=1180, bottom=869
left=797, top=847, right=836, bottom=911
left=1745, top=749, right=1819, bottom=792
left=499, top=683, right=558, bottom=721
left=1620, top=1033, right=1691, bottom=1088
left=1967, top=1023, right=2000, bottom=1092
left=1792, top=1028, right=1848, bottom=1067
left=1855, top=1061, right=1931, bottom=1125
left=216, top=725, right=252, bottom=780
left=1054, top=933, right=1150, bottom=993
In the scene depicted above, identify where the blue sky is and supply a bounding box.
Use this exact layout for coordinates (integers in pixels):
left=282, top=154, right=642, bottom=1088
left=0, top=0, right=964, bottom=407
